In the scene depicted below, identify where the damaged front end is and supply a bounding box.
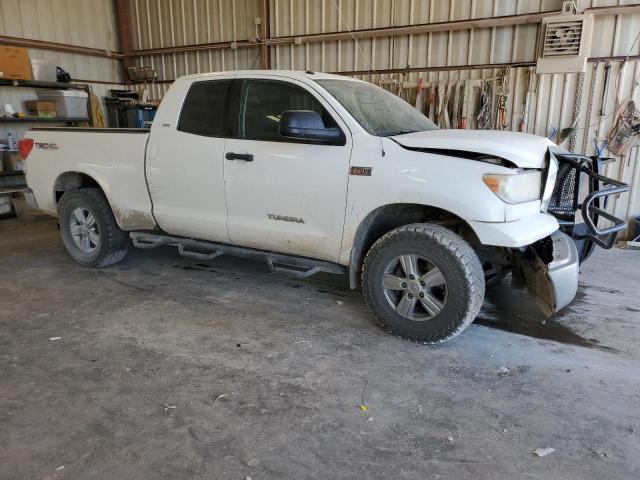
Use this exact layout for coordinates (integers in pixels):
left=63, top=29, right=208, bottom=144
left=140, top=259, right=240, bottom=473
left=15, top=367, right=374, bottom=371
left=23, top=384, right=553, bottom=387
left=512, top=232, right=579, bottom=316
left=512, top=150, right=629, bottom=316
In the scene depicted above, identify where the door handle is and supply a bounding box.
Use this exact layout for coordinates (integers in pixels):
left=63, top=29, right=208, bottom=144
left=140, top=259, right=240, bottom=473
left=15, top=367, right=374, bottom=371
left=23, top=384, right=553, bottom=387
left=226, top=152, right=254, bottom=162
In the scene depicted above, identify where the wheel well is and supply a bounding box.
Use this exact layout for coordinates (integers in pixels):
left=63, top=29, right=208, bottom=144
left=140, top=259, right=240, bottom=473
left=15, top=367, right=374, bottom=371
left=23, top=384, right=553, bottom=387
left=348, top=204, right=478, bottom=288
left=54, top=172, right=101, bottom=205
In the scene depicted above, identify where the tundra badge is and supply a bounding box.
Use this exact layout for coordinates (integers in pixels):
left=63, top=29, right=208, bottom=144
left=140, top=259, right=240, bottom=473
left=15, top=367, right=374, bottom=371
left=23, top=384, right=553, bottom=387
left=267, top=214, right=305, bottom=224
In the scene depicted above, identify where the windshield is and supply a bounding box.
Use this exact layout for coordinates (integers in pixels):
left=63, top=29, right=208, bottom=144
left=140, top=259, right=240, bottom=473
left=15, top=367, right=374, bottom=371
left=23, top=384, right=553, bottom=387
left=316, top=79, right=438, bottom=136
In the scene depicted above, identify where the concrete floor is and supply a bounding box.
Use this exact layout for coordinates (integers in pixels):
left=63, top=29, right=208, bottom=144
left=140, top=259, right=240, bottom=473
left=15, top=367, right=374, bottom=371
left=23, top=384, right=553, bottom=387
left=1, top=216, right=639, bottom=480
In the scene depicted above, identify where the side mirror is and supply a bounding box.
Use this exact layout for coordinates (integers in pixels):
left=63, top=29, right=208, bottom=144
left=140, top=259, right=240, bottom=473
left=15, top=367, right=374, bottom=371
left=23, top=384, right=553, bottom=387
left=279, top=110, right=343, bottom=144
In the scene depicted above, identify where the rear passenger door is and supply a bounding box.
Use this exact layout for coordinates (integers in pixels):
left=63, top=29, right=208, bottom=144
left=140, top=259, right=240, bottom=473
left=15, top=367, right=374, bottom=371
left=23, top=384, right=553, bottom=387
left=147, top=76, right=232, bottom=243
left=223, top=76, right=352, bottom=262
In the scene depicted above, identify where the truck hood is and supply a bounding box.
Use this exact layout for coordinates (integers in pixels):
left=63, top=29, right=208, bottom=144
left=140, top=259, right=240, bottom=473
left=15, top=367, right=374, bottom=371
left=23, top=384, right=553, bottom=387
left=392, top=129, right=555, bottom=169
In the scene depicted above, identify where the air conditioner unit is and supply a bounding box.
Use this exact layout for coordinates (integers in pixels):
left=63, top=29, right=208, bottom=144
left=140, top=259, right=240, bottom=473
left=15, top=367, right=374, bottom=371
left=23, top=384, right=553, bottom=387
left=536, top=1, right=593, bottom=74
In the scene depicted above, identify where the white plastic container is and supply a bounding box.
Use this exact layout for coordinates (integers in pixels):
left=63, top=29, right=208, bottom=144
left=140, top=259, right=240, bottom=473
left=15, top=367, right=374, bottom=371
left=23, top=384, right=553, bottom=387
left=37, top=90, right=88, bottom=119
left=30, top=59, right=57, bottom=82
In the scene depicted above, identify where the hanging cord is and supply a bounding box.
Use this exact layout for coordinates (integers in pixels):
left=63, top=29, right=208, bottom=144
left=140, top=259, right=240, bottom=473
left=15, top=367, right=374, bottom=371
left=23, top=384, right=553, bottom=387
left=613, top=29, right=640, bottom=112
left=581, top=62, right=599, bottom=154
left=607, top=100, right=640, bottom=156
left=563, top=71, right=585, bottom=152
left=477, top=81, right=493, bottom=130
left=330, top=0, right=376, bottom=74
left=495, top=66, right=510, bottom=130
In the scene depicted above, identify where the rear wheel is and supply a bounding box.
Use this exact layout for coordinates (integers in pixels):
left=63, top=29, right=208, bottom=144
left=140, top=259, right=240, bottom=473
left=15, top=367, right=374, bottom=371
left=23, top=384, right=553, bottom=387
left=362, top=223, right=485, bottom=343
left=58, top=188, right=129, bottom=267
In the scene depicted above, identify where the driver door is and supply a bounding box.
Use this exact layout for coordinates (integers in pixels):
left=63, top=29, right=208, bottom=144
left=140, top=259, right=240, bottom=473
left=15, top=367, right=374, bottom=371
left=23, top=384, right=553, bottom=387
left=223, top=77, right=352, bottom=262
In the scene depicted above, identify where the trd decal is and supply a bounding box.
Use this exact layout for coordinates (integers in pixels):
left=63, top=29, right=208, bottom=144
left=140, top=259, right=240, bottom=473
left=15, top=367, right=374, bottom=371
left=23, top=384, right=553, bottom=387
left=267, top=214, right=305, bottom=224
left=35, top=142, right=59, bottom=150
left=350, top=166, right=372, bottom=176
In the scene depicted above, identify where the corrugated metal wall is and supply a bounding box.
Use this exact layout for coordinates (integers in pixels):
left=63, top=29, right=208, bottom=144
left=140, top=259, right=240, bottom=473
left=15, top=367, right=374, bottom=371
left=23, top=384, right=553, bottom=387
left=2, top=0, right=637, bottom=237
left=129, top=0, right=261, bottom=99
left=0, top=0, right=123, bottom=138
left=0, top=0, right=121, bottom=82
left=125, top=0, right=640, bottom=238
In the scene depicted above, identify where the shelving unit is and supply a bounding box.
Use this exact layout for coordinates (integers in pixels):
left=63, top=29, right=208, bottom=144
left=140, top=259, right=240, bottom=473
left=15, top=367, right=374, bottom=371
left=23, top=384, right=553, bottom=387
left=0, top=79, right=94, bottom=208
left=0, top=78, right=93, bottom=127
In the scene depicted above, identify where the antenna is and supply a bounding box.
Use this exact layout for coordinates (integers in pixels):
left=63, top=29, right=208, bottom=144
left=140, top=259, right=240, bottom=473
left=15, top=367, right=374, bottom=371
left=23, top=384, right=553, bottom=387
left=330, top=0, right=376, bottom=75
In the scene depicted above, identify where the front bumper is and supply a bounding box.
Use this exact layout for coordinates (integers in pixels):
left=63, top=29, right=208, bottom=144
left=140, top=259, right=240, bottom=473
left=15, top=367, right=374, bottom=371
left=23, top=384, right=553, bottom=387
left=544, top=231, right=580, bottom=313
left=468, top=213, right=559, bottom=248
left=515, top=231, right=579, bottom=316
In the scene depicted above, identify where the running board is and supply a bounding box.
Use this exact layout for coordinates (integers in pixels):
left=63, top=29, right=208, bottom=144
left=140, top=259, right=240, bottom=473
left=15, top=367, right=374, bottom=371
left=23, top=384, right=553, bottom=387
left=130, top=232, right=346, bottom=278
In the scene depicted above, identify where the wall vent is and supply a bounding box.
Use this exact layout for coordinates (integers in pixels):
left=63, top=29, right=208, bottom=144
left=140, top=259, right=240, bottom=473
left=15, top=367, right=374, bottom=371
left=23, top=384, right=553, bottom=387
left=543, top=20, right=583, bottom=57
left=536, top=2, right=592, bottom=74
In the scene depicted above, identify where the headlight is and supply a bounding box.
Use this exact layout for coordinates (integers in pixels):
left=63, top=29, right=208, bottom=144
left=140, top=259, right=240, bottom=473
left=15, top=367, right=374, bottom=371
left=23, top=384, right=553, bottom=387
left=483, top=170, right=542, bottom=204
left=541, top=154, right=559, bottom=212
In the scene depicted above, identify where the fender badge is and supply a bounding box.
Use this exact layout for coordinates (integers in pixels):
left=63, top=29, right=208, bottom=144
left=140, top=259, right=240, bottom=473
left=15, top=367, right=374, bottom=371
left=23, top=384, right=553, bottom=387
left=35, top=142, right=59, bottom=150
left=350, top=166, right=372, bottom=176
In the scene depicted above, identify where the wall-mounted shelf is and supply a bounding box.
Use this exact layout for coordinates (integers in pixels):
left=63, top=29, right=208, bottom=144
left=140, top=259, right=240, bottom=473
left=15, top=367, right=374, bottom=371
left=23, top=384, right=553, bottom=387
left=0, top=171, right=26, bottom=190
left=0, top=79, right=88, bottom=90
left=0, top=79, right=93, bottom=196
left=0, top=186, right=26, bottom=194
left=0, top=117, right=88, bottom=123
left=0, top=78, right=93, bottom=127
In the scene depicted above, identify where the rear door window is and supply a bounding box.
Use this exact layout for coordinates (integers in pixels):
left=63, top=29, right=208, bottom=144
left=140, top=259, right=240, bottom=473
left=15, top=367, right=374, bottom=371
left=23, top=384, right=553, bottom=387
left=178, top=80, right=230, bottom=137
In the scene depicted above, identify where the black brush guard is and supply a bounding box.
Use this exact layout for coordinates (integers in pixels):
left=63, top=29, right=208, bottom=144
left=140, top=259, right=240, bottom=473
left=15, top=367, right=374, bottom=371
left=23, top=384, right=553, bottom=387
left=547, top=150, right=629, bottom=261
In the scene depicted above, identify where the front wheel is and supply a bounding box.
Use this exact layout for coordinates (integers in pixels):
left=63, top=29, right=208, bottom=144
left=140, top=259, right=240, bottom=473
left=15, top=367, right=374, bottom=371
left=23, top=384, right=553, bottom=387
left=58, top=188, right=130, bottom=268
left=362, top=224, right=485, bottom=343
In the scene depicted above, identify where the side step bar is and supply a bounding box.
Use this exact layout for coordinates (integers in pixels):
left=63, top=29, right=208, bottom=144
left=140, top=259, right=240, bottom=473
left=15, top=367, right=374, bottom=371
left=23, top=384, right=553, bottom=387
left=130, top=232, right=346, bottom=279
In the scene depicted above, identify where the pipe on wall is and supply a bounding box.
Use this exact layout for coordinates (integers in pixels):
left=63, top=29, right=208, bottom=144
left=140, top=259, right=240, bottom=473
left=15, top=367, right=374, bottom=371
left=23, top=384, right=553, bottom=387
left=0, top=34, right=121, bottom=59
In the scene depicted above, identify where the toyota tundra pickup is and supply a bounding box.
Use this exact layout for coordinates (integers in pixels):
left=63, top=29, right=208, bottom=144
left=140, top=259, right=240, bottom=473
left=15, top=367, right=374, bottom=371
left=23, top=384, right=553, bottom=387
left=21, top=70, right=629, bottom=343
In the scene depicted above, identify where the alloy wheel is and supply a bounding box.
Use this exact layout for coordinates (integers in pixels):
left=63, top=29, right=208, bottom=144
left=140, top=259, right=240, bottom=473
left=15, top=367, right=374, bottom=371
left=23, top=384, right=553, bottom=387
left=382, top=253, right=448, bottom=321
left=69, top=207, right=100, bottom=253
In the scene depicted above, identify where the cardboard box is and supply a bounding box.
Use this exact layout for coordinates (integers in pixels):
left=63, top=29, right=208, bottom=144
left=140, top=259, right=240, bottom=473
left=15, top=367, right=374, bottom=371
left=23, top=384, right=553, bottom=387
left=24, top=100, right=56, bottom=117
left=4, top=151, right=24, bottom=171
left=0, top=46, right=32, bottom=80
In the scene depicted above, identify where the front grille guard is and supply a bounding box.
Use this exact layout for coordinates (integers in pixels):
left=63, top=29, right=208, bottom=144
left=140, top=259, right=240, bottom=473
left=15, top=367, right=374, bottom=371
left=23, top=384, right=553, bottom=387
left=549, top=152, right=629, bottom=249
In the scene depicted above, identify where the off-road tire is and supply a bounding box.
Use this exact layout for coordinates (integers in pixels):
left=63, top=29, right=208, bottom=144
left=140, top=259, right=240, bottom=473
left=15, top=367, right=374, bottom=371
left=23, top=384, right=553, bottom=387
left=58, top=188, right=129, bottom=268
left=362, top=223, right=485, bottom=343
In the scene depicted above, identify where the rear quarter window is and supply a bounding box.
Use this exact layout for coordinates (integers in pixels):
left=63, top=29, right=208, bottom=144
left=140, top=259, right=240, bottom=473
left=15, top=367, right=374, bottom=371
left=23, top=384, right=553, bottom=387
left=177, top=80, right=230, bottom=137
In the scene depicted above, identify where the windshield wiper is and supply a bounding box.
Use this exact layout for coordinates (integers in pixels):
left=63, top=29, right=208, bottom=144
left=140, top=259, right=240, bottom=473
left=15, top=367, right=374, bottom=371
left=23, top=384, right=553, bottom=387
left=383, top=129, right=419, bottom=137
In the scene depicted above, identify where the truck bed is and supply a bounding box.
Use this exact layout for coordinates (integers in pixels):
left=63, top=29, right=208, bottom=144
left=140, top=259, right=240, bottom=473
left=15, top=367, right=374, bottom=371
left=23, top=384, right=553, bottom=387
left=24, top=127, right=156, bottom=231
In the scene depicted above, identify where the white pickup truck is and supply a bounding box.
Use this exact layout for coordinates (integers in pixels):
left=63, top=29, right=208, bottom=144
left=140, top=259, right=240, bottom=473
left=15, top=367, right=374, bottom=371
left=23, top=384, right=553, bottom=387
left=21, top=70, right=628, bottom=343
